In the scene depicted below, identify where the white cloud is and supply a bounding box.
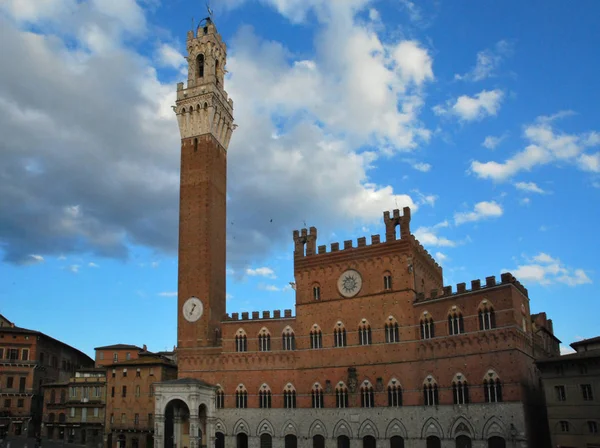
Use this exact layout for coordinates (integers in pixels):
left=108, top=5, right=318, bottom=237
left=482, top=134, right=507, bottom=150
left=88, top=262, right=99, bottom=268
left=507, top=252, right=592, bottom=286
left=455, top=40, right=514, bottom=82
left=412, top=190, right=437, bottom=207
left=560, top=345, right=576, bottom=355
left=156, top=43, right=186, bottom=70
left=454, top=201, right=503, bottom=225
left=68, top=264, right=80, bottom=273
left=21, top=254, right=45, bottom=265
left=435, top=251, right=447, bottom=263
left=368, top=8, right=380, bottom=21
left=398, top=0, right=422, bottom=23
left=246, top=267, right=276, bottom=278
left=434, top=90, right=504, bottom=121
left=226, top=293, right=233, bottom=300
left=158, top=291, right=177, bottom=297
left=414, top=221, right=456, bottom=247
left=519, top=197, right=530, bottom=206
left=1, top=0, right=78, bottom=23
left=472, top=113, right=600, bottom=181
left=514, top=181, right=546, bottom=194
left=412, top=162, right=431, bottom=172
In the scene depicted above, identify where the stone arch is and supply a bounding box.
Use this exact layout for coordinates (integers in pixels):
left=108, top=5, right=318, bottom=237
left=281, top=420, right=298, bottom=437
left=333, top=419, right=353, bottom=438
left=214, top=418, right=228, bottom=436
left=161, top=396, right=192, bottom=415
left=358, top=419, right=379, bottom=439
left=257, top=419, right=275, bottom=436
left=233, top=418, right=250, bottom=436
left=385, top=419, right=408, bottom=439
left=421, top=417, right=443, bottom=439
left=482, top=417, right=506, bottom=439
left=450, top=416, right=475, bottom=438
left=308, top=420, right=328, bottom=438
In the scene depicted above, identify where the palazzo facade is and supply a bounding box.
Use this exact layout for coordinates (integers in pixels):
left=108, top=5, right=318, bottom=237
left=154, top=18, right=560, bottom=448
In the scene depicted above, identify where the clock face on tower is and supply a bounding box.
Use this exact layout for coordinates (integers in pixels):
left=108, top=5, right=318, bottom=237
left=183, top=297, right=204, bottom=322
left=337, top=269, right=362, bottom=298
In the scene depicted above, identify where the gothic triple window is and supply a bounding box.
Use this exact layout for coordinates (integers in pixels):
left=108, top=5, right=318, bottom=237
left=313, top=285, right=321, bottom=301
left=423, top=376, right=439, bottom=406
left=421, top=314, right=435, bottom=340
left=452, top=373, right=469, bottom=405
left=336, top=383, right=349, bottom=408
left=483, top=371, right=503, bottom=403
left=216, top=387, right=225, bottom=409
left=282, top=327, right=296, bottom=350
left=479, top=303, right=496, bottom=330
left=312, top=383, right=324, bottom=408
left=258, top=328, right=271, bottom=352
left=360, top=381, right=375, bottom=408
left=283, top=384, right=296, bottom=409
left=384, top=273, right=392, bottom=290
left=235, top=330, right=247, bottom=352
left=235, top=386, right=247, bottom=409
left=448, top=309, right=465, bottom=336
left=310, top=325, right=323, bottom=349
left=358, top=320, right=372, bottom=345
left=334, top=322, right=347, bottom=347
left=259, top=384, right=272, bottom=409
left=388, top=379, right=403, bottom=407
left=385, top=316, right=400, bottom=343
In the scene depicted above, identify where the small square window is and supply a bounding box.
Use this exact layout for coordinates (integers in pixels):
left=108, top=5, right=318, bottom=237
left=555, top=385, right=566, bottom=402
left=560, top=421, right=569, bottom=432
left=582, top=384, right=594, bottom=401
left=17, top=399, right=24, bottom=408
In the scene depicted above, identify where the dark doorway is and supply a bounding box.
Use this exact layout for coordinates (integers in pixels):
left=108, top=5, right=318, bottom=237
left=455, top=436, right=471, bottom=448
left=363, top=436, right=376, bottom=448
left=285, top=435, right=297, bottom=448
left=337, top=436, right=350, bottom=448
left=132, top=438, right=139, bottom=448
left=488, top=437, right=506, bottom=448
left=216, top=432, right=225, bottom=448
left=164, top=399, right=190, bottom=448
left=390, top=436, right=404, bottom=448
left=236, top=433, right=248, bottom=448
left=260, top=434, right=272, bottom=448
left=81, top=430, right=87, bottom=444
left=313, top=435, right=325, bottom=448
left=426, top=436, right=441, bottom=448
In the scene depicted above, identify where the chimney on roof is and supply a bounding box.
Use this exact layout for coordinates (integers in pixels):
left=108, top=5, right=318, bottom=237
left=143, top=344, right=147, bottom=352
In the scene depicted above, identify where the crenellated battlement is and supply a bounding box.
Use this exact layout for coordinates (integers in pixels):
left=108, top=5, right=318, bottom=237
left=222, top=309, right=295, bottom=322
left=293, top=207, right=414, bottom=259
left=409, top=234, right=442, bottom=273
left=415, top=272, right=529, bottom=302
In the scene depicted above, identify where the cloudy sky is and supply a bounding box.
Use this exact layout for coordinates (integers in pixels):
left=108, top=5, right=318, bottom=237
left=1, top=0, right=598, bottom=357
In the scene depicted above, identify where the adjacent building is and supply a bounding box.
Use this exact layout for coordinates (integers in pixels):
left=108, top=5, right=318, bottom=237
left=152, top=17, right=561, bottom=448
left=0, top=314, right=94, bottom=439
left=537, top=337, right=600, bottom=448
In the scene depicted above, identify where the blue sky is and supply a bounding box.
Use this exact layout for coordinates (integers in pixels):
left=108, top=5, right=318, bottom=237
left=1, top=0, right=599, bottom=358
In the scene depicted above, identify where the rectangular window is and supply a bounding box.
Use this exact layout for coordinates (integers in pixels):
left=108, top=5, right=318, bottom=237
left=135, top=385, right=140, bottom=397
left=560, top=421, right=569, bottom=432
left=136, top=369, right=141, bottom=378
left=582, top=384, right=594, bottom=401
left=134, top=414, right=139, bottom=425
left=149, top=385, right=154, bottom=397
left=121, top=413, right=126, bottom=424
left=313, top=286, right=320, bottom=300
left=113, top=353, right=118, bottom=362
left=110, top=414, right=114, bottom=424
left=555, top=385, right=566, bottom=402
left=21, top=349, right=29, bottom=361
left=123, top=369, right=127, bottom=377
left=9, top=348, right=19, bottom=360
left=148, top=414, right=153, bottom=426
left=70, top=386, right=76, bottom=397
left=384, top=275, right=392, bottom=290
left=126, top=352, right=131, bottom=360
left=112, top=369, right=116, bottom=378
left=19, top=377, right=26, bottom=393
left=81, top=408, right=87, bottom=422
left=94, top=407, right=99, bottom=418
left=4, top=399, right=11, bottom=408
left=99, top=352, right=104, bottom=360
left=17, top=399, right=24, bottom=408
left=70, top=407, right=75, bottom=418
left=0, top=348, right=4, bottom=359
left=7, top=377, right=14, bottom=388
left=149, top=368, right=154, bottom=376
left=589, top=421, right=598, bottom=434
left=122, top=386, right=127, bottom=397
left=111, top=387, right=115, bottom=398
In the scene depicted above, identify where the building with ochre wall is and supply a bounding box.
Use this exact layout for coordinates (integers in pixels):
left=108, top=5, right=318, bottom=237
left=153, top=17, right=560, bottom=448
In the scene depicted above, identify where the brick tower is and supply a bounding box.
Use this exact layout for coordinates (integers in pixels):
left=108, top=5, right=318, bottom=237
left=175, top=18, right=235, bottom=351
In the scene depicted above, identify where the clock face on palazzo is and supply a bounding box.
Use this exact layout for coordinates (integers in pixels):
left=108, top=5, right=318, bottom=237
left=182, top=297, right=204, bottom=322
left=337, top=270, right=362, bottom=298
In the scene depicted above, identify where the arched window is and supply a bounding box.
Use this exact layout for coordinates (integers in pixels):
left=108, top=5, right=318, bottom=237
left=448, top=308, right=465, bottom=335
left=259, top=384, right=272, bottom=408
left=423, top=376, right=439, bottom=406
left=216, top=385, right=225, bottom=409
left=197, top=54, right=205, bottom=78
left=337, top=436, right=350, bottom=448
left=363, top=436, right=376, bottom=448
left=452, top=373, right=469, bottom=405
left=334, top=322, right=347, bottom=347
left=360, top=380, right=375, bottom=408
left=487, top=437, right=506, bottom=448
left=235, top=329, right=247, bottom=352
left=483, top=370, right=503, bottom=403
left=50, top=390, right=56, bottom=403
left=60, top=390, right=66, bottom=403
left=285, top=435, right=297, bottom=448
left=215, top=59, right=220, bottom=86
left=479, top=301, right=496, bottom=330
left=312, top=383, right=324, bottom=408
left=384, top=272, right=392, bottom=290
left=421, top=313, right=435, bottom=339
left=310, top=324, right=323, bottom=349
left=283, top=383, right=296, bottom=409
left=385, top=316, right=400, bottom=343
left=426, top=437, right=441, bottom=448
left=390, top=436, right=404, bottom=448
left=313, top=285, right=321, bottom=300
left=387, top=378, right=402, bottom=407
left=258, top=328, right=271, bottom=352
left=235, top=385, right=247, bottom=408
left=455, top=435, right=472, bottom=448
left=260, top=434, right=272, bottom=448
left=358, top=319, right=372, bottom=345
left=336, top=382, right=349, bottom=408
left=282, top=326, right=295, bottom=350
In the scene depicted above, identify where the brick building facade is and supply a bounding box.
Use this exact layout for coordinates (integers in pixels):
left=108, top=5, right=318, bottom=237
left=0, top=315, right=94, bottom=439
left=153, top=18, right=560, bottom=448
